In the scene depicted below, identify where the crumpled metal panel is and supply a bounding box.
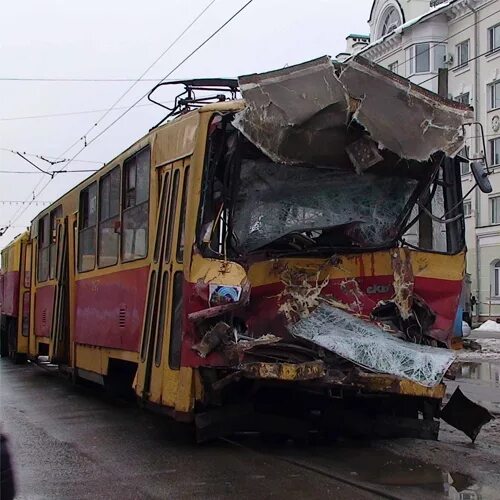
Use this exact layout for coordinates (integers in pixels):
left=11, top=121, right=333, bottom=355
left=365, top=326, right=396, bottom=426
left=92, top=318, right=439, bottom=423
left=440, top=387, right=494, bottom=442
left=234, top=55, right=473, bottom=165
left=338, top=58, right=472, bottom=161
left=289, top=304, right=456, bottom=387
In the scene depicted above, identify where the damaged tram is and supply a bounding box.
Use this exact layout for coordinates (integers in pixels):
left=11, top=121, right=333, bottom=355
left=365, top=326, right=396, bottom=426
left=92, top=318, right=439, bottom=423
left=1, top=56, right=485, bottom=441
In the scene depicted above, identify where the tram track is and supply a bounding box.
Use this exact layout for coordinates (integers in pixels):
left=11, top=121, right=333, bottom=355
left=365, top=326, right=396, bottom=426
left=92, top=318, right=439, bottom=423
left=220, top=437, right=403, bottom=500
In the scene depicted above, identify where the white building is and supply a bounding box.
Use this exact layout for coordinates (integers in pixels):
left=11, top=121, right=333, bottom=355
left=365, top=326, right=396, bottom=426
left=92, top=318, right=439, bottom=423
left=342, top=0, right=500, bottom=320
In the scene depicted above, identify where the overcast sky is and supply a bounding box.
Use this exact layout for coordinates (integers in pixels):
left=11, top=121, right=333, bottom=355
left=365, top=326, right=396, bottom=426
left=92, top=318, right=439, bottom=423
left=0, top=0, right=372, bottom=248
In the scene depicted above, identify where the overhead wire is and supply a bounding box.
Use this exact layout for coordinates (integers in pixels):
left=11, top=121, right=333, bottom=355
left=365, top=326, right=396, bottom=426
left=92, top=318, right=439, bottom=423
left=418, top=47, right=498, bottom=86
left=1, top=0, right=218, bottom=233
left=0, top=170, right=97, bottom=174
left=0, top=100, right=174, bottom=122
left=57, top=0, right=217, bottom=162
left=0, top=147, right=103, bottom=164
left=0, top=148, right=103, bottom=166
left=0, top=77, right=173, bottom=82
left=2, top=0, right=255, bottom=236
left=63, top=0, right=254, bottom=166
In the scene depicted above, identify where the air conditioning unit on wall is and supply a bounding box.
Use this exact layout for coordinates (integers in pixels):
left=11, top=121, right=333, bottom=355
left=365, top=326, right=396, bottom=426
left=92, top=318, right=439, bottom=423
left=443, top=53, right=454, bottom=65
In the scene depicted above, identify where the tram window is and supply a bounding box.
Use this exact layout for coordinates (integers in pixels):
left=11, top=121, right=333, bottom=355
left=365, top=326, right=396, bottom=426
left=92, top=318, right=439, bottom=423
left=98, top=167, right=120, bottom=267
left=49, top=206, right=62, bottom=279
left=37, top=214, right=50, bottom=282
left=78, top=182, right=97, bottom=272
left=176, top=167, right=190, bottom=263
left=168, top=271, right=183, bottom=370
left=24, top=243, right=31, bottom=288
left=122, top=147, right=150, bottom=261
left=164, top=170, right=179, bottom=263
left=154, top=271, right=169, bottom=367
left=153, top=172, right=170, bottom=263
left=22, top=291, right=30, bottom=337
left=141, top=270, right=157, bottom=361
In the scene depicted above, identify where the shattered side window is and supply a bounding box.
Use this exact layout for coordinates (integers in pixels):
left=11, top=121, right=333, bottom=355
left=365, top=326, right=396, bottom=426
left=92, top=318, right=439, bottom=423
left=232, top=160, right=418, bottom=252
left=403, top=160, right=464, bottom=254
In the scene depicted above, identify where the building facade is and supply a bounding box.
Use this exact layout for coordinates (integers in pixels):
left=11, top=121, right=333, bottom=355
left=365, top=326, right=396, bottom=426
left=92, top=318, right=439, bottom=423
left=342, top=0, right=500, bottom=320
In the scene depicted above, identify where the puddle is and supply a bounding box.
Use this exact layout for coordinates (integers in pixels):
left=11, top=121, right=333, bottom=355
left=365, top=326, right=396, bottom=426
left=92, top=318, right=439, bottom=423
left=354, top=456, right=489, bottom=498
left=310, top=446, right=494, bottom=499
left=455, top=361, right=500, bottom=386
left=229, top=435, right=492, bottom=498
left=448, top=361, right=500, bottom=414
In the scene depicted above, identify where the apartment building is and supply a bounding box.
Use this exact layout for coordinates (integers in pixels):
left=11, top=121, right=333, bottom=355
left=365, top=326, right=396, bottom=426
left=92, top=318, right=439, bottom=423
left=341, top=0, right=500, bottom=320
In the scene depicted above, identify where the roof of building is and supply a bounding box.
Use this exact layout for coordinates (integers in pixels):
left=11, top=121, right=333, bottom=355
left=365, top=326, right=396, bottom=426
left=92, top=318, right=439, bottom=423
left=346, top=33, right=370, bottom=39
left=368, top=0, right=405, bottom=23
left=358, top=0, right=457, bottom=57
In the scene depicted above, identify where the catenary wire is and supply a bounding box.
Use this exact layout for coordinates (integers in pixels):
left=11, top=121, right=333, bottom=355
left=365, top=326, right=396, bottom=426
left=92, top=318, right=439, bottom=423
left=418, top=47, right=498, bottom=86
left=2, top=0, right=255, bottom=236
left=0, top=170, right=97, bottom=174
left=0, top=100, right=174, bottom=122
left=0, top=77, right=174, bottom=82
left=1, top=0, right=218, bottom=231
left=0, top=148, right=103, bottom=165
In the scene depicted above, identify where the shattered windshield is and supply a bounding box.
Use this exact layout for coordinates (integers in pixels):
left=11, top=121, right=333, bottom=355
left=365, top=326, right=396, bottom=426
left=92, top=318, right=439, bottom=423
left=232, top=159, right=418, bottom=252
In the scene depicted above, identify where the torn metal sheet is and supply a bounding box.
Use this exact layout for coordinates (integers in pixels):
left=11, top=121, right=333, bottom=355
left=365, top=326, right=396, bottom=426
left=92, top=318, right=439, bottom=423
left=224, top=334, right=281, bottom=362
left=234, top=57, right=351, bottom=166
left=338, top=58, right=472, bottom=161
left=234, top=55, right=473, bottom=165
left=192, top=322, right=232, bottom=358
left=440, top=387, right=494, bottom=442
left=289, top=303, right=456, bottom=387
left=241, top=360, right=325, bottom=380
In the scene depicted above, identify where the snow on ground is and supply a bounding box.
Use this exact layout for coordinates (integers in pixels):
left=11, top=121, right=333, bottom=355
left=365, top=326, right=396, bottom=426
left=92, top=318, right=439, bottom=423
left=474, top=320, right=500, bottom=333
left=456, top=338, right=500, bottom=360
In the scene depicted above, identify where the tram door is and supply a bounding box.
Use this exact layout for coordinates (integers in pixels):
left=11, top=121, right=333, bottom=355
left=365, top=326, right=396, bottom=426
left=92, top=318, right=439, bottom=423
left=50, top=216, right=70, bottom=365
left=136, top=160, right=191, bottom=409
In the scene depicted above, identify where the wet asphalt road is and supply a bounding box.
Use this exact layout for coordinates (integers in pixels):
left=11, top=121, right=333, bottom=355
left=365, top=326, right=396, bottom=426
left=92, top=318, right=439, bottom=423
left=1, top=359, right=499, bottom=499
left=0, top=360, right=380, bottom=500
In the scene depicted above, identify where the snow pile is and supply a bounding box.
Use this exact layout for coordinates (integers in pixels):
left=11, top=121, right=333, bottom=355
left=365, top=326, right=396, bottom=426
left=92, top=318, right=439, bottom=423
left=474, top=320, right=500, bottom=333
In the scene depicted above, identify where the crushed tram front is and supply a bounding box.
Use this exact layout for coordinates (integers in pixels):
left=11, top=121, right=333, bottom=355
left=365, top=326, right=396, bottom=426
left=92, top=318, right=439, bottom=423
left=172, top=56, right=477, bottom=440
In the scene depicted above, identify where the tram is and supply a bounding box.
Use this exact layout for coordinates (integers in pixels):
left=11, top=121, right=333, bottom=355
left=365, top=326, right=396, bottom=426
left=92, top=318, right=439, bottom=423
left=2, top=56, right=487, bottom=441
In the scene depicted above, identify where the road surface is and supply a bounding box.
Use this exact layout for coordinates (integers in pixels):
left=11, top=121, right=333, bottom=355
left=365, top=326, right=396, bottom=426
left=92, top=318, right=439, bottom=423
left=1, top=359, right=499, bottom=499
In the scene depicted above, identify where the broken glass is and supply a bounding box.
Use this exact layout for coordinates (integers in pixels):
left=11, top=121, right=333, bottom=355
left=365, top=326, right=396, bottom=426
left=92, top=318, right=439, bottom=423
left=289, top=303, right=456, bottom=387
left=232, top=159, right=418, bottom=252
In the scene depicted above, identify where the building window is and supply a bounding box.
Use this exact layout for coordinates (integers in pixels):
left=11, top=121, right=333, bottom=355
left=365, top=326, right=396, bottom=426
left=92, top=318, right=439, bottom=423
left=490, top=137, right=500, bottom=166
left=456, top=40, right=469, bottom=67
left=488, top=23, right=500, bottom=53
left=78, top=182, right=97, bottom=272
left=416, top=43, right=431, bottom=73
left=460, top=160, right=471, bottom=175
left=488, top=81, right=500, bottom=110
left=122, top=147, right=150, bottom=261
left=490, top=195, right=500, bottom=224
left=455, top=92, right=470, bottom=106
left=493, top=261, right=500, bottom=297
left=406, top=43, right=431, bottom=75
left=388, top=61, right=399, bottom=74
left=37, top=215, right=50, bottom=282
left=380, top=7, right=402, bottom=37
left=98, top=167, right=120, bottom=267
left=463, top=200, right=472, bottom=217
